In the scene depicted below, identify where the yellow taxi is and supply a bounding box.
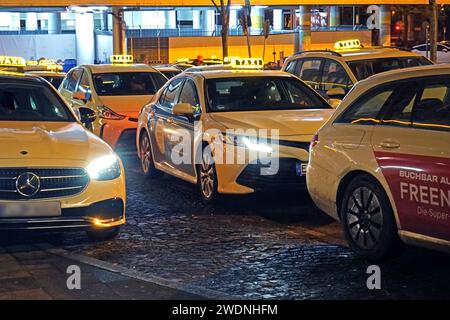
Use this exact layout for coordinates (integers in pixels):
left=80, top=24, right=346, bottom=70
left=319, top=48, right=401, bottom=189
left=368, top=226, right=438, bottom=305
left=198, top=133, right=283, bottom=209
left=0, top=70, right=126, bottom=238
left=137, top=64, right=334, bottom=202
left=25, top=59, right=66, bottom=89
left=185, top=57, right=265, bottom=72
left=283, top=39, right=433, bottom=100
left=307, top=64, right=450, bottom=260
left=59, top=55, right=167, bottom=153
left=0, top=56, right=26, bottom=73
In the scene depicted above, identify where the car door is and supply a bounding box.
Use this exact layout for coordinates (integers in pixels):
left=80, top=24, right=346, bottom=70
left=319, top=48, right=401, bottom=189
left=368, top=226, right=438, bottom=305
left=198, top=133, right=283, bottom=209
left=149, top=77, right=185, bottom=168
left=165, top=78, right=201, bottom=178
left=371, top=77, right=450, bottom=241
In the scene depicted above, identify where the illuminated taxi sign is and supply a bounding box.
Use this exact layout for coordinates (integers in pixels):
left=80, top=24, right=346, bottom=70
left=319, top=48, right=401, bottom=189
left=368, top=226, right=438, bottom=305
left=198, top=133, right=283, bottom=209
left=224, top=57, right=264, bottom=69
left=177, top=58, right=191, bottom=63
left=148, top=60, right=163, bottom=65
left=111, top=55, right=134, bottom=64
left=38, top=59, right=56, bottom=66
left=0, top=56, right=26, bottom=67
left=334, top=39, right=363, bottom=50
left=27, top=60, right=38, bottom=66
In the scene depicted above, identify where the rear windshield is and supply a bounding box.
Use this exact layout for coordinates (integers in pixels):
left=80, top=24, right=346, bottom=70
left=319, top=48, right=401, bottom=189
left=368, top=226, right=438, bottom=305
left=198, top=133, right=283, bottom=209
left=348, top=57, right=432, bottom=81
left=93, top=72, right=167, bottom=96
left=41, top=76, right=64, bottom=89
left=205, top=76, right=330, bottom=112
left=0, top=81, right=74, bottom=122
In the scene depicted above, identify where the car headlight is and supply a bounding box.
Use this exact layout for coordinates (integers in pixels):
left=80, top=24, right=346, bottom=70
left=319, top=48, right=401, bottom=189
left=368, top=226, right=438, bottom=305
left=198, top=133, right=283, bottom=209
left=98, top=105, right=125, bottom=120
left=222, top=133, right=273, bottom=153
left=87, top=154, right=121, bottom=181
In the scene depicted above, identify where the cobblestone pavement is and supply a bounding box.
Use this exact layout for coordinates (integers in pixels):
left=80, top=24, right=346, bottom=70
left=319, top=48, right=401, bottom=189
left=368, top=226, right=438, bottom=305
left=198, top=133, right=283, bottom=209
left=3, top=156, right=450, bottom=299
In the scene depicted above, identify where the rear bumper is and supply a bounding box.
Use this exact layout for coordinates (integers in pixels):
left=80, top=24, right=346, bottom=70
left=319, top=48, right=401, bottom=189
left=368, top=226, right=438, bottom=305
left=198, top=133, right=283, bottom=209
left=0, top=198, right=125, bottom=230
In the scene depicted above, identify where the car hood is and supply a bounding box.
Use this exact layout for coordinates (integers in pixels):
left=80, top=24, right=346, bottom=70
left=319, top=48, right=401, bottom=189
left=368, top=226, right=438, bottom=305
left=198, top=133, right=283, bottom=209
left=0, top=121, right=112, bottom=162
left=98, top=95, right=153, bottom=118
left=208, top=109, right=334, bottom=138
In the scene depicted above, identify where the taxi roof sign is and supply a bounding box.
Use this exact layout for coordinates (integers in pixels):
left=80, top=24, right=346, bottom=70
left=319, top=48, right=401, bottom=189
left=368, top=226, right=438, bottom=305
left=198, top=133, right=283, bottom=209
left=148, top=60, right=164, bottom=65
left=111, top=55, right=134, bottom=64
left=38, top=59, right=56, bottom=66
left=0, top=56, right=26, bottom=67
left=224, top=57, right=264, bottom=70
left=334, top=39, right=363, bottom=50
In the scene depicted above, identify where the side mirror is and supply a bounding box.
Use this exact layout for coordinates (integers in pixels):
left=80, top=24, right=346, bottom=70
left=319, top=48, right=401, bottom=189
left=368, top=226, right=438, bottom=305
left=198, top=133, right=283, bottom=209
left=173, top=103, right=194, bottom=116
left=328, top=98, right=342, bottom=109
left=326, top=87, right=346, bottom=100
left=79, top=107, right=97, bottom=125
left=73, top=91, right=90, bottom=103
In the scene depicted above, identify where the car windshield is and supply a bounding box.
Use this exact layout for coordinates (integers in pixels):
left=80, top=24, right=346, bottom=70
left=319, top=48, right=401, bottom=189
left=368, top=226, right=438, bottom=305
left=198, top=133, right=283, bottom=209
left=0, top=81, right=74, bottom=122
left=205, top=76, right=330, bottom=112
left=93, top=72, right=167, bottom=96
left=348, top=57, right=432, bottom=81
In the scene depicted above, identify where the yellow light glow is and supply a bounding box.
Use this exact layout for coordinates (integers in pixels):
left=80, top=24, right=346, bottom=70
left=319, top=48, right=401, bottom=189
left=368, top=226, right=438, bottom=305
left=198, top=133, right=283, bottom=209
left=148, top=60, right=163, bottom=65
left=110, top=54, right=134, bottom=64
left=39, top=59, right=56, bottom=66
left=27, top=60, right=38, bottom=66
left=0, top=56, right=26, bottom=67
left=334, top=39, right=363, bottom=50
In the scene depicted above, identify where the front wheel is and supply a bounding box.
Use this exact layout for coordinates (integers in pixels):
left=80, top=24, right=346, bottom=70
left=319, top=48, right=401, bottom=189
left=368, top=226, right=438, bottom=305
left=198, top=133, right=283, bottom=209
left=86, top=226, right=120, bottom=241
left=340, top=175, right=403, bottom=261
left=139, top=132, right=163, bottom=179
left=197, top=147, right=219, bottom=203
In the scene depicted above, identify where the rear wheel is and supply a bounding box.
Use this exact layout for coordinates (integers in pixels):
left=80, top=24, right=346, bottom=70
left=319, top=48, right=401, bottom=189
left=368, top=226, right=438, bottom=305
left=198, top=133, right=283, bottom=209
left=139, top=132, right=163, bottom=179
left=340, top=175, right=403, bottom=261
left=86, top=226, right=120, bottom=241
left=197, top=146, right=219, bottom=203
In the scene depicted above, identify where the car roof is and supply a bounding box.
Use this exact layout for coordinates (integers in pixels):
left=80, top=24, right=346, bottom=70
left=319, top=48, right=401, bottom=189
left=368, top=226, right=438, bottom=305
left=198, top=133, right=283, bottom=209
left=0, top=71, right=48, bottom=84
left=153, top=65, right=181, bottom=72
left=81, top=63, right=158, bottom=74
left=184, top=70, right=293, bottom=79
left=291, top=47, right=424, bottom=62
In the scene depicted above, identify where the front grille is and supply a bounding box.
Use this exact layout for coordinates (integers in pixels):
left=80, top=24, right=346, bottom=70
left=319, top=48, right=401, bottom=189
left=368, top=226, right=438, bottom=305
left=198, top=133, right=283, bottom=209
left=236, top=158, right=307, bottom=192
left=0, top=168, right=89, bottom=200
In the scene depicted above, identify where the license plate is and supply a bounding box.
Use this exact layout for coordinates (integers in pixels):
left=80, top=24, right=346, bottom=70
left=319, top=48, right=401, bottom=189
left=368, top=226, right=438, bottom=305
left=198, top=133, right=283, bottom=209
left=296, top=162, right=308, bottom=177
left=0, top=202, right=61, bottom=218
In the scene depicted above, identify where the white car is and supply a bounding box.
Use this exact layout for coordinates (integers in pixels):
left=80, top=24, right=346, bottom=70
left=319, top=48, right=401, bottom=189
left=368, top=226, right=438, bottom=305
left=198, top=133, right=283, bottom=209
left=412, top=42, right=450, bottom=64
left=307, top=64, right=450, bottom=260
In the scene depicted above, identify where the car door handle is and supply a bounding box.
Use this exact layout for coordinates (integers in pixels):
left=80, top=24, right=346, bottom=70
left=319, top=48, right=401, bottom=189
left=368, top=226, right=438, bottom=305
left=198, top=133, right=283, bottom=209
left=166, top=117, right=174, bottom=124
left=380, top=140, right=400, bottom=149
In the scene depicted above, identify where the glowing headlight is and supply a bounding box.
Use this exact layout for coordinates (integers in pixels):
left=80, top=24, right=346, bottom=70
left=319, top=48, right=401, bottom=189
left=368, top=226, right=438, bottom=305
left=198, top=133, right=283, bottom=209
left=87, top=154, right=121, bottom=181
left=223, top=134, right=273, bottom=153
left=98, top=105, right=125, bottom=120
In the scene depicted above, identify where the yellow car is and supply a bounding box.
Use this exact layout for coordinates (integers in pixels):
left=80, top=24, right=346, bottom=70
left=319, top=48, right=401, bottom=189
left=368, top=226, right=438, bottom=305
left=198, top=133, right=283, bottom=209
left=137, top=68, right=334, bottom=202
left=307, top=64, right=450, bottom=260
left=0, top=71, right=126, bottom=239
left=59, top=55, right=167, bottom=153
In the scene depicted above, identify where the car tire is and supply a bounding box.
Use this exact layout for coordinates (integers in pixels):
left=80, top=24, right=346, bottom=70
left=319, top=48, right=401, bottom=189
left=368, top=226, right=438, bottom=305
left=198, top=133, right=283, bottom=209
left=86, top=226, right=120, bottom=241
left=340, top=175, right=403, bottom=261
left=197, top=145, right=220, bottom=204
left=139, top=131, right=163, bottom=179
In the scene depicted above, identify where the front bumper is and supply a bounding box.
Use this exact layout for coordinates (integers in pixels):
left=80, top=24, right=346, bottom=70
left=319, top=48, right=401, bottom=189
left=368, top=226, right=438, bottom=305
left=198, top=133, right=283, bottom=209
left=0, top=198, right=125, bottom=230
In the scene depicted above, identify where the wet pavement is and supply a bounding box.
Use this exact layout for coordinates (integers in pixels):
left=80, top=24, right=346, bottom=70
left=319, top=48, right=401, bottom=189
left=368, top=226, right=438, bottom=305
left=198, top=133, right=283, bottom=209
left=2, top=156, right=450, bottom=299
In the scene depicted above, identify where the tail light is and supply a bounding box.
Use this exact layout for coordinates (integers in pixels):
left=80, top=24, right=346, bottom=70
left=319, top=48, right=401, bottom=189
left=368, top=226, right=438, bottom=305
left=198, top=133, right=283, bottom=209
left=310, top=133, right=319, bottom=150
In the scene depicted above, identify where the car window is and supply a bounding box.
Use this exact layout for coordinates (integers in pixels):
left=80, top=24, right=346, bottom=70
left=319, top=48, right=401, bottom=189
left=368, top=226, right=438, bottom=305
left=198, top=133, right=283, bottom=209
left=336, top=87, right=395, bottom=125
left=205, top=76, right=330, bottom=112
left=321, top=59, right=352, bottom=92
left=160, top=78, right=184, bottom=110
left=178, top=79, right=201, bottom=115
left=414, top=45, right=426, bottom=52
left=93, top=72, right=167, bottom=96
left=380, top=83, right=419, bottom=128
left=78, top=70, right=91, bottom=94
left=297, top=59, right=322, bottom=87
left=412, top=80, right=450, bottom=132
left=348, top=57, right=432, bottom=81
left=67, top=68, right=83, bottom=92
left=0, top=81, right=75, bottom=122
left=284, top=60, right=297, bottom=74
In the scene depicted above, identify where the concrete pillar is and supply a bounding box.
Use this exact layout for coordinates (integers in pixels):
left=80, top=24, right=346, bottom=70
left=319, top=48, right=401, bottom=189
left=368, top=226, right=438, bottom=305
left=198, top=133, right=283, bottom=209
left=164, top=10, right=176, bottom=29
left=47, top=12, right=61, bottom=34
left=26, top=12, right=38, bottom=31
left=297, top=6, right=312, bottom=51
left=273, top=9, right=283, bottom=31
left=75, top=13, right=95, bottom=64
left=329, top=6, right=340, bottom=29
left=193, top=10, right=201, bottom=29
left=251, top=7, right=265, bottom=30
left=202, top=10, right=215, bottom=34
left=112, top=7, right=125, bottom=55
left=379, top=5, right=391, bottom=46
left=102, top=12, right=109, bottom=31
